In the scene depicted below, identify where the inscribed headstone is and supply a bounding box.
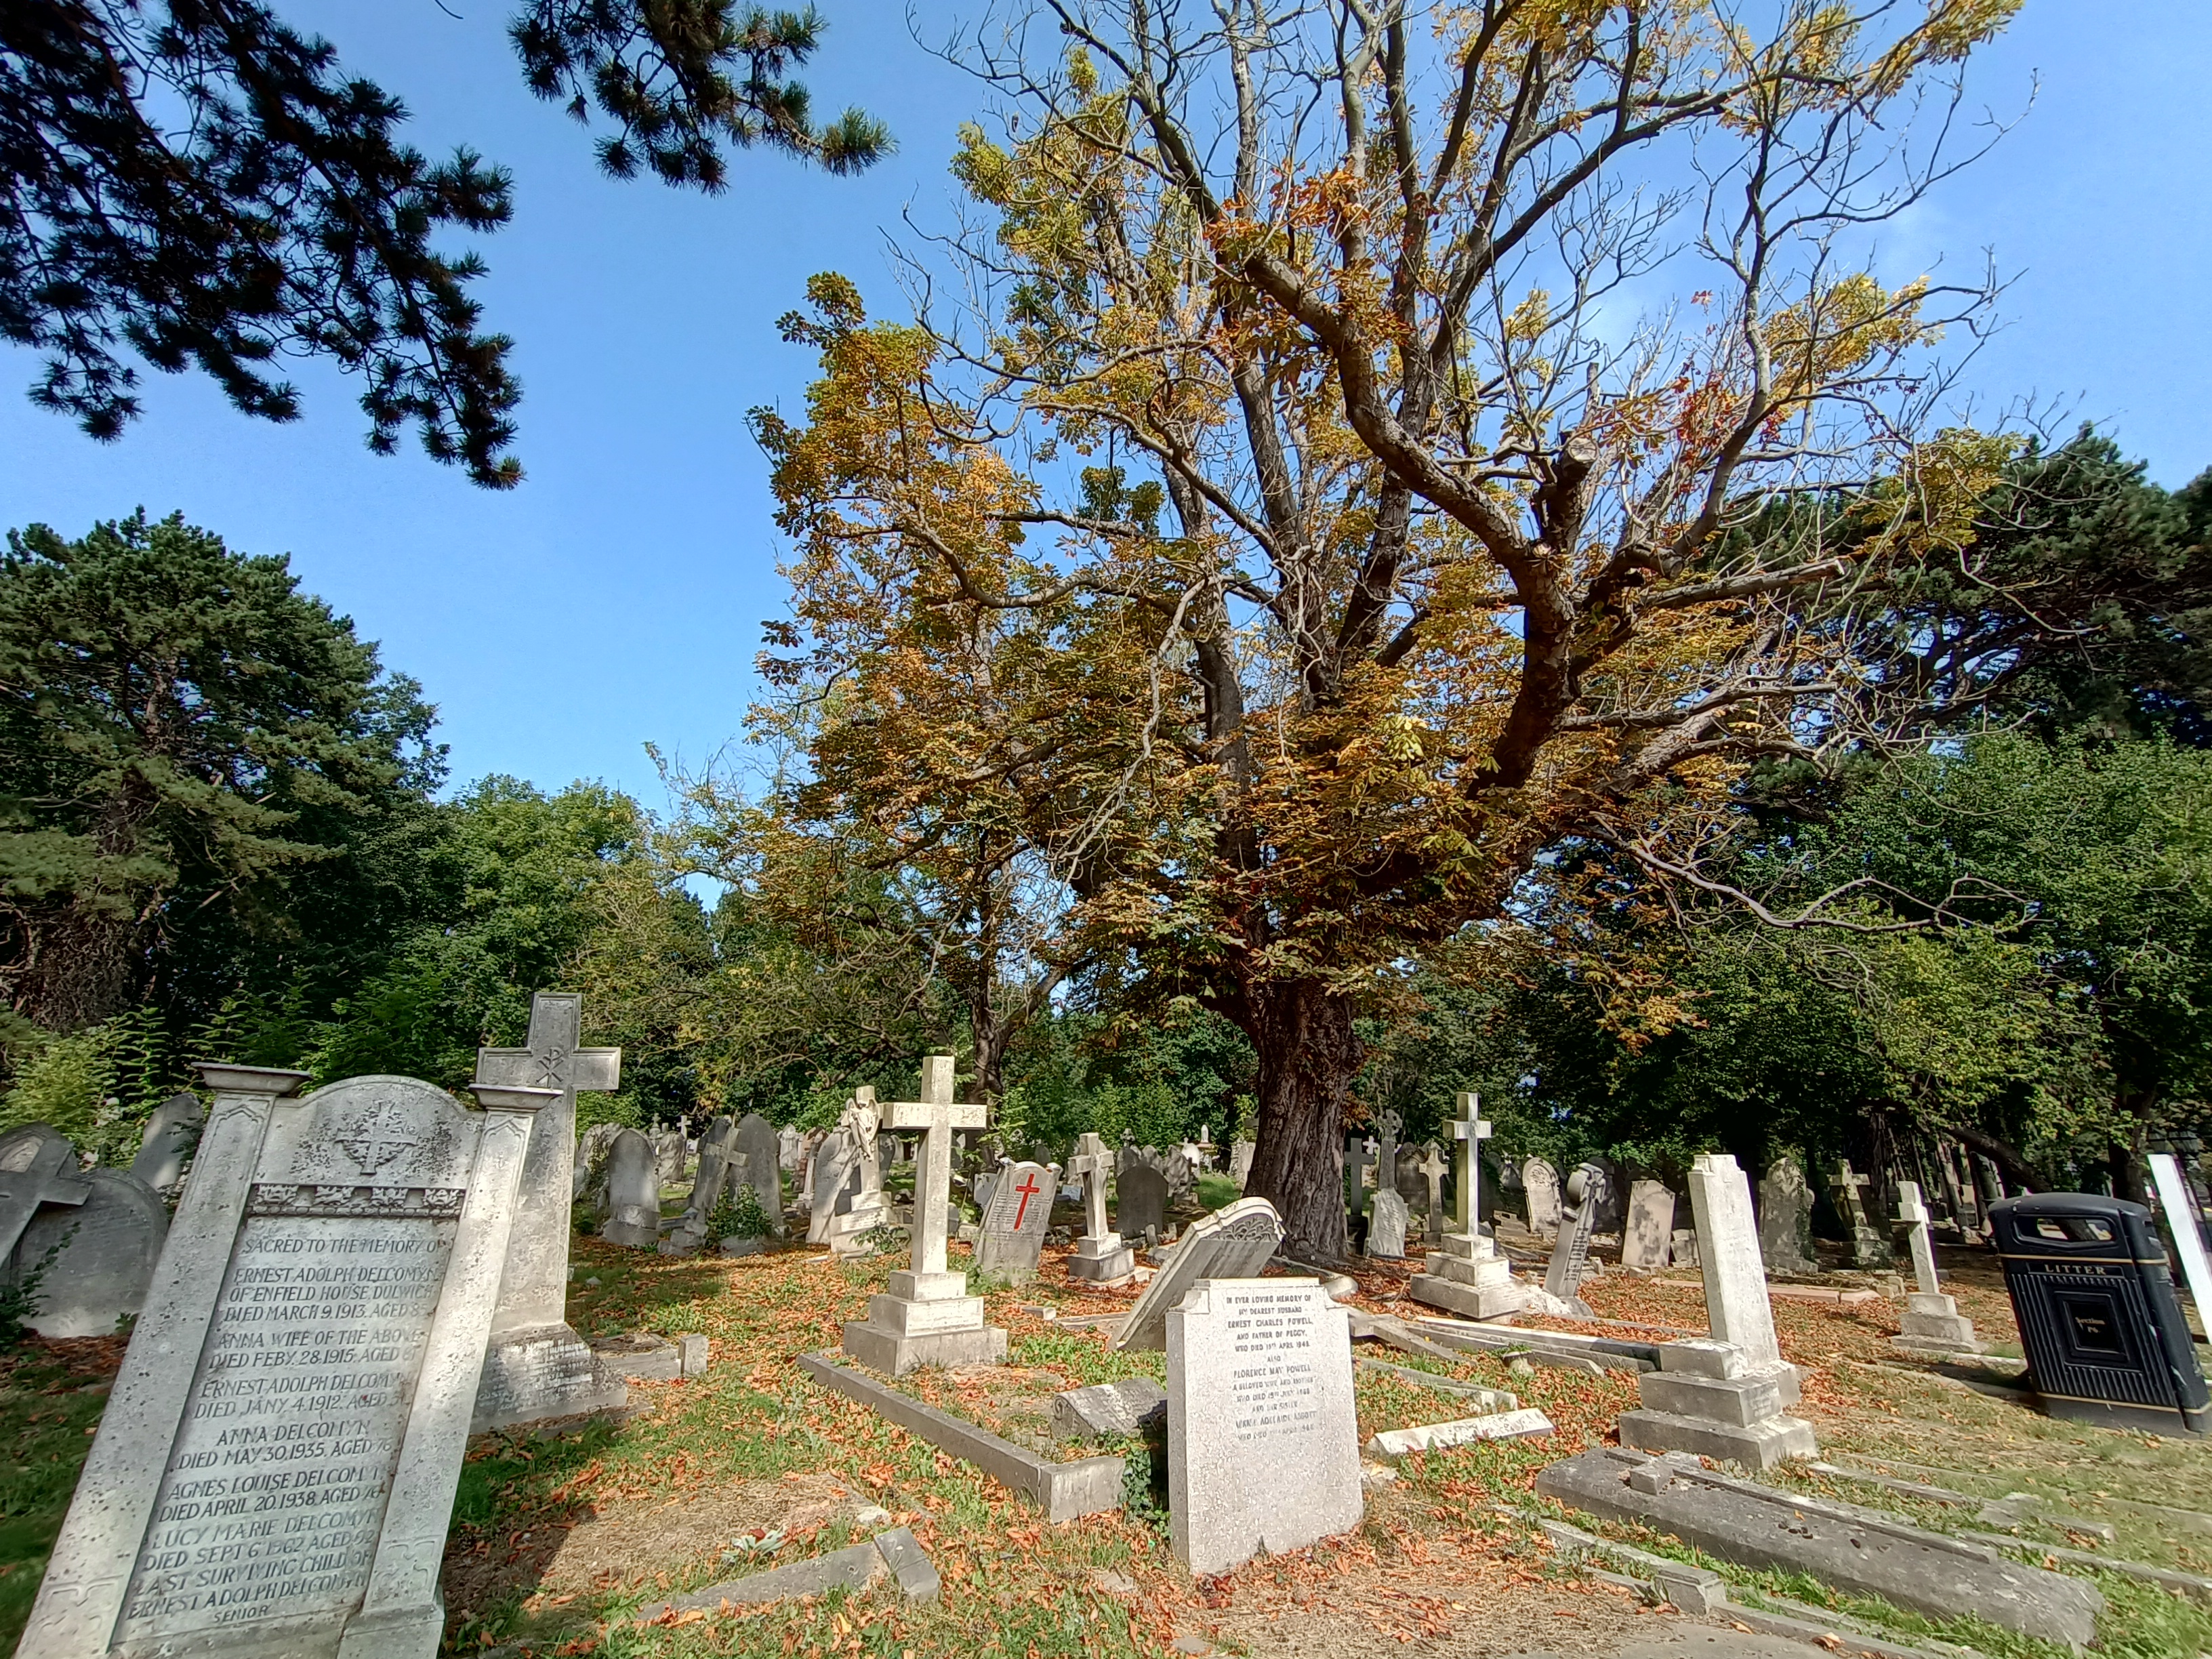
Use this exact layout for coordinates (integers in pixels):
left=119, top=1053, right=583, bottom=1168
left=1522, top=1159, right=1561, bottom=1237
left=665, top=1115, right=736, bottom=1253
left=1542, top=1162, right=1607, bottom=1311
left=1116, top=1162, right=1169, bottom=1244
left=129, top=1093, right=203, bottom=1193
left=1364, top=1187, right=1409, bottom=1259
left=600, top=1128, right=661, bottom=1247
left=975, top=1160, right=1055, bottom=1279
left=733, top=1112, right=784, bottom=1235
left=1165, top=1277, right=1359, bottom=1576
left=651, top=1127, right=687, bottom=1188
left=1114, top=1197, right=1283, bottom=1353
left=9, top=1168, right=167, bottom=1338
left=1757, top=1155, right=1817, bottom=1273
left=1622, top=1180, right=1675, bottom=1273
left=24, top=1065, right=554, bottom=1659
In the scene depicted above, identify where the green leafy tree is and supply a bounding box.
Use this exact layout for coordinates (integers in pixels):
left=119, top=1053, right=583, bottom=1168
left=3, top=1, right=888, bottom=485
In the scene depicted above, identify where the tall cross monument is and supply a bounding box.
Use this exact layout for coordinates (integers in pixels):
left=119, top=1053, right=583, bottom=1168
left=470, top=991, right=628, bottom=1430
left=1409, top=1090, right=1531, bottom=1319
left=841, top=1055, right=1009, bottom=1374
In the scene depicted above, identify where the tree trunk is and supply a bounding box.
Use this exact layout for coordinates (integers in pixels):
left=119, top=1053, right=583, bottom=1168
left=1241, top=977, right=1363, bottom=1263
left=1939, top=1123, right=2044, bottom=1195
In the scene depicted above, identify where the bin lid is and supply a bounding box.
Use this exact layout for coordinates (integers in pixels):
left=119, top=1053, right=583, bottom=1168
left=1990, top=1192, right=2164, bottom=1262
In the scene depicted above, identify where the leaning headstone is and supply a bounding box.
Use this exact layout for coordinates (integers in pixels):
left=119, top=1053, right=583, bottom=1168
left=1364, top=1187, right=1409, bottom=1259
left=1830, top=1160, right=1889, bottom=1269
left=807, top=1090, right=876, bottom=1244
left=840, top=1057, right=1005, bottom=1375
left=1165, top=1275, right=1359, bottom=1575
left=600, top=1128, right=662, bottom=1247
left=651, top=1126, right=688, bottom=1188
left=731, top=1113, right=784, bottom=1235
left=1757, top=1154, right=1818, bottom=1273
left=1622, top=1180, right=1675, bottom=1273
left=9, top=1168, right=167, bottom=1338
left=23, top=1064, right=556, bottom=1658
left=1114, top=1197, right=1284, bottom=1352
left=1151, top=1144, right=1195, bottom=1206
left=1542, top=1163, right=1607, bottom=1313
left=1229, top=1140, right=1255, bottom=1191
left=471, top=991, right=628, bottom=1431
left=0, top=1124, right=91, bottom=1265
left=129, top=1093, right=203, bottom=1193
left=1891, top=1181, right=1986, bottom=1356
left=1067, top=1133, right=1134, bottom=1284
left=1618, top=1152, right=1816, bottom=1469
left=975, top=1160, right=1056, bottom=1280
left=663, top=1116, right=737, bottom=1254
left=823, top=1094, right=892, bottom=1258
left=574, top=1121, right=622, bottom=1205
left=1115, top=1161, right=1169, bottom=1244
left=1411, top=1095, right=1528, bottom=1319
left=1522, top=1158, right=1561, bottom=1237
left=2150, top=1152, right=2212, bottom=1327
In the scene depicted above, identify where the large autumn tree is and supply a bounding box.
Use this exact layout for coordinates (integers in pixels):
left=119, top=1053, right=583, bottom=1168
left=753, top=0, right=2024, bottom=1257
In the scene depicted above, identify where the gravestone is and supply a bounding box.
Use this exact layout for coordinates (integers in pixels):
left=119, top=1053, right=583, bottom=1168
left=1343, top=1134, right=1376, bottom=1225
left=1151, top=1144, right=1195, bottom=1206
left=1522, top=1158, right=1561, bottom=1237
left=1115, top=1161, right=1169, bottom=1244
left=1619, top=1152, right=1816, bottom=1469
left=1373, top=1111, right=1402, bottom=1200
left=1410, top=1095, right=1528, bottom=1319
left=1757, top=1155, right=1817, bottom=1273
left=1622, top=1180, right=1675, bottom=1273
left=23, top=1064, right=556, bottom=1659
left=975, top=1160, right=1056, bottom=1280
left=1115, top=1197, right=1284, bottom=1353
left=733, top=1113, right=785, bottom=1236
left=1229, top=1140, right=1255, bottom=1190
left=0, top=1124, right=91, bottom=1265
left=2153, top=1151, right=2212, bottom=1325
left=600, top=1128, right=661, bottom=1248
left=1891, top=1180, right=1986, bottom=1356
left=840, top=1057, right=1005, bottom=1375
left=1830, top=1160, right=1889, bottom=1269
left=9, top=1168, right=167, bottom=1338
left=574, top=1122, right=621, bottom=1204
left=1938, top=1139, right=1980, bottom=1237
left=821, top=1093, right=892, bottom=1258
left=1671, top=1228, right=1700, bottom=1269
left=1416, top=1143, right=1448, bottom=1240
left=651, top=1128, right=687, bottom=1188
left=1542, top=1163, right=1607, bottom=1313
left=1165, top=1276, right=1360, bottom=1576
left=1364, top=1188, right=1409, bottom=1259
left=778, top=1125, right=807, bottom=1174
left=470, top=991, right=626, bottom=1431
left=663, top=1116, right=737, bottom=1254
left=806, top=1089, right=876, bottom=1245
left=130, top=1093, right=203, bottom=1193
left=1067, top=1133, right=1134, bottom=1284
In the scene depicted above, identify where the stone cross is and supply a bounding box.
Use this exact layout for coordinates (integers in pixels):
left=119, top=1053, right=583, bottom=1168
left=1344, top=1134, right=1376, bottom=1219
left=1896, top=1179, right=1940, bottom=1295
left=474, top=992, right=621, bottom=1330
left=1069, top=1131, right=1113, bottom=1238
left=1448, top=1092, right=1492, bottom=1235
left=886, top=1054, right=987, bottom=1277
left=1416, top=1141, right=1449, bottom=1239
left=1831, top=1160, right=1875, bottom=1230
left=0, top=1128, right=90, bottom=1267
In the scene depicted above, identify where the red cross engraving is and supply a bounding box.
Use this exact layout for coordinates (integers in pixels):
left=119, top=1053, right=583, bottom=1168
left=1012, top=1170, right=1044, bottom=1229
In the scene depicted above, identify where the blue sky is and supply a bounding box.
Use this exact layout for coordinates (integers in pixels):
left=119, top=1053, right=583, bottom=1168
left=2, top=1, right=2205, bottom=805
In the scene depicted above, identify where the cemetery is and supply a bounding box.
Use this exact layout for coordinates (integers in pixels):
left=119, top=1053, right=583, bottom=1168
left=5, top=5, right=2212, bottom=1659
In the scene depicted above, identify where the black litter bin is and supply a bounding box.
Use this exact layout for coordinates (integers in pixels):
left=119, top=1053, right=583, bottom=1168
left=1990, top=1193, right=2210, bottom=1436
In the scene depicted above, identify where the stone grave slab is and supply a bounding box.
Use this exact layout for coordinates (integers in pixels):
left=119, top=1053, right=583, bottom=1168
left=1115, top=1162, right=1168, bottom=1244
left=11, top=1168, right=167, bottom=1338
left=1165, top=1277, right=1360, bottom=1576
left=1051, top=1378, right=1167, bottom=1441
left=1757, top=1155, right=1816, bottom=1273
left=1364, top=1407, right=1553, bottom=1462
left=130, top=1093, right=204, bottom=1193
left=23, top=1065, right=556, bottom=1659
left=1114, top=1197, right=1284, bottom=1353
left=599, top=1128, right=661, bottom=1248
left=975, top=1160, right=1055, bottom=1280
left=1622, top=1179, right=1675, bottom=1273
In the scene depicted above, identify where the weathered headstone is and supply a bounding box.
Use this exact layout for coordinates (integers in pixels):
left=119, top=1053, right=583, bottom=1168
left=2152, top=1151, right=2212, bottom=1326
left=471, top=991, right=626, bottom=1431
left=1165, top=1276, right=1359, bottom=1576
left=840, top=1057, right=1005, bottom=1375
left=1229, top=1140, right=1255, bottom=1191
left=1067, top=1132, right=1134, bottom=1284
left=1890, top=1180, right=1986, bottom=1356
left=733, top=1112, right=784, bottom=1235
left=1671, top=1228, right=1700, bottom=1269
left=975, top=1160, right=1056, bottom=1280
left=1757, top=1154, right=1817, bottom=1273
left=651, top=1127, right=688, bottom=1188
left=1937, top=1138, right=1980, bottom=1237
left=1115, top=1161, right=1169, bottom=1244
left=822, top=1092, right=892, bottom=1258
left=0, top=1124, right=91, bottom=1265
left=1622, top=1179, right=1675, bottom=1273
left=1619, top=1152, right=1816, bottom=1469
left=806, top=1090, right=874, bottom=1244
left=574, top=1121, right=621, bottom=1204
left=1343, top=1134, right=1376, bottom=1225
left=1542, top=1162, right=1607, bottom=1313
left=1410, top=1095, right=1528, bottom=1319
left=23, top=1064, right=557, bottom=1659
left=8, top=1168, right=167, bottom=1338
left=1416, top=1143, right=1448, bottom=1240
left=1114, top=1197, right=1284, bottom=1353
left=600, top=1128, right=661, bottom=1248
left=1151, top=1143, right=1195, bottom=1206
left=129, top=1093, right=203, bottom=1193
left=1830, top=1159, right=1888, bottom=1269
left=663, top=1116, right=737, bottom=1254
left=1522, top=1158, right=1561, bottom=1237
left=1373, top=1111, right=1401, bottom=1200
left=1364, top=1187, right=1409, bottom=1259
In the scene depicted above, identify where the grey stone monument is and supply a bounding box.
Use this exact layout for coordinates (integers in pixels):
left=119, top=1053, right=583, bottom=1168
left=651, top=1127, right=687, bottom=1189
left=663, top=1115, right=737, bottom=1254
left=732, top=1112, right=785, bottom=1235
left=574, top=1121, right=621, bottom=1205
left=1344, top=1134, right=1376, bottom=1226
left=0, top=1124, right=91, bottom=1264
left=1115, top=1160, right=1169, bottom=1244
left=1757, top=1154, right=1818, bottom=1273
left=1114, top=1197, right=1284, bottom=1353
left=1067, top=1133, right=1134, bottom=1284
left=471, top=992, right=626, bottom=1431
left=600, top=1128, right=661, bottom=1248
left=1622, top=1179, right=1675, bottom=1273
left=1166, top=1276, right=1359, bottom=1576
left=1542, top=1162, right=1607, bottom=1313
left=821, top=1091, right=893, bottom=1258
left=1618, top=1152, right=1816, bottom=1469
left=840, top=1057, right=1005, bottom=1375
left=129, top=1093, right=203, bottom=1193
left=1364, top=1187, right=1409, bottom=1259
left=22, top=1065, right=556, bottom=1659
left=1229, top=1140, right=1255, bottom=1191
left=1410, top=1094, right=1528, bottom=1319
left=1890, top=1180, right=1986, bottom=1356
left=9, top=1167, right=167, bottom=1338
left=1522, top=1158, right=1561, bottom=1237
left=1415, top=1142, right=1448, bottom=1240
left=1830, top=1160, right=1889, bottom=1269
left=975, top=1159, right=1056, bottom=1280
